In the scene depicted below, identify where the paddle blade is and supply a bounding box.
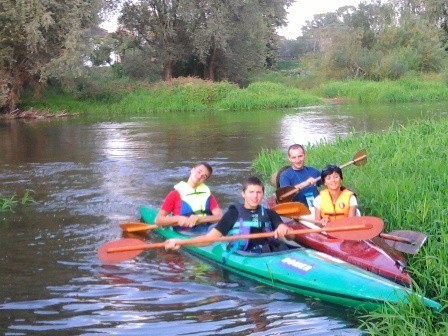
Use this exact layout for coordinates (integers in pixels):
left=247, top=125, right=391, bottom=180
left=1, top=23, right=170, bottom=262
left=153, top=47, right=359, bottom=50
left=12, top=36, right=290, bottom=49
left=98, top=238, right=145, bottom=263
left=353, top=148, right=367, bottom=166
left=325, top=216, right=384, bottom=240
left=383, top=230, right=427, bottom=254
left=120, top=222, right=156, bottom=233
left=275, top=186, right=297, bottom=203
left=272, top=202, right=311, bottom=217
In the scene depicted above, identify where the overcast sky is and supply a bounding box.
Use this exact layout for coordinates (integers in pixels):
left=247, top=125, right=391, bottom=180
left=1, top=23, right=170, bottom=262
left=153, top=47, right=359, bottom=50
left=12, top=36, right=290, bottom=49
left=278, top=0, right=363, bottom=39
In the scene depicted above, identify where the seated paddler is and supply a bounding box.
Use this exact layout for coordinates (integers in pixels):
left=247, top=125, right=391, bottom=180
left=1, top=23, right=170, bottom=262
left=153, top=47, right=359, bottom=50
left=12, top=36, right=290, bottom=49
left=314, top=164, right=358, bottom=227
left=164, top=176, right=292, bottom=253
left=155, top=162, right=223, bottom=234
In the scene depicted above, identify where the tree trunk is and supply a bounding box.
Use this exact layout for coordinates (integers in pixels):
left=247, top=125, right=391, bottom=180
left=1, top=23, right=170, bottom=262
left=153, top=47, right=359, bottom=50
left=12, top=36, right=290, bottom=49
left=163, top=59, right=173, bottom=81
left=204, top=45, right=217, bottom=81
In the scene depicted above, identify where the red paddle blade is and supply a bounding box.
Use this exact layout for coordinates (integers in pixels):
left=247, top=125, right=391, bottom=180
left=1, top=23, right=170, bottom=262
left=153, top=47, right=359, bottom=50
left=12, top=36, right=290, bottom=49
left=98, top=238, right=145, bottom=263
left=326, top=216, right=384, bottom=240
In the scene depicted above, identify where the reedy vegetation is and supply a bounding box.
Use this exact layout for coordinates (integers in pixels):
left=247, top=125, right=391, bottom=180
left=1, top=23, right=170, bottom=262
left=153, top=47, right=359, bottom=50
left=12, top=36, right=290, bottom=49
left=253, top=119, right=448, bottom=335
left=21, top=71, right=448, bottom=114
left=0, top=190, right=36, bottom=212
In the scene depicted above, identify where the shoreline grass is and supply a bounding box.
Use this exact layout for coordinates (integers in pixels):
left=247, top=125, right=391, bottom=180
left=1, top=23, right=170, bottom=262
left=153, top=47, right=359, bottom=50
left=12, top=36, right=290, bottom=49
left=19, top=73, right=448, bottom=115
left=20, top=77, right=322, bottom=115
left=253, top=119, right=448, bottom=335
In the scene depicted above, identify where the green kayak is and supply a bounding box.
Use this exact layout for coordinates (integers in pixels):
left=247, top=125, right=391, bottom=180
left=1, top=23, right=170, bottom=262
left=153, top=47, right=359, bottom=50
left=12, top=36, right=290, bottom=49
left=140, top=206, right=441, bottom=311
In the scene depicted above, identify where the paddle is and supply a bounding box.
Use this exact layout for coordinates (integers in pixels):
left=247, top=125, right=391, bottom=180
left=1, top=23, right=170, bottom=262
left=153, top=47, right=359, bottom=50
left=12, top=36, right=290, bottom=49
left=380, top=230, right=427, bottom=255
left=120, top=222, right=158, bottom=233
left=275, top=149, right=368, bottom=203
left=274, top=207, right=427, bottom=254
left=271, top=202, right=311, bottom=217
left=98, top=216, right=384, bottom=263
left=118, top=207, right=158, bottom=233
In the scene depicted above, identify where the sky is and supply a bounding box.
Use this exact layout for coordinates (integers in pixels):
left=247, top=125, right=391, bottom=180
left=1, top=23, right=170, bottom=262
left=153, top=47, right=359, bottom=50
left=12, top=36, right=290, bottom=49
left=278, top=0, right=364, bottom=39
left=101, top=1, right=364, bottom=39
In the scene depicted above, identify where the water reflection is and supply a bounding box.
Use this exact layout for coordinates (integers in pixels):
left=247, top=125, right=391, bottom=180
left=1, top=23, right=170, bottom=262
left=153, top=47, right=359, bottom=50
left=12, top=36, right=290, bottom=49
left=1, top=102, right=446, bottom=335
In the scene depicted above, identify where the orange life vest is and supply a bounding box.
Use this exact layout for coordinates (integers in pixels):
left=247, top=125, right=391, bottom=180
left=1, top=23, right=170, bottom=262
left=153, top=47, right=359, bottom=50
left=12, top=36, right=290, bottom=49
left=319, top=188, right=354, bottom=221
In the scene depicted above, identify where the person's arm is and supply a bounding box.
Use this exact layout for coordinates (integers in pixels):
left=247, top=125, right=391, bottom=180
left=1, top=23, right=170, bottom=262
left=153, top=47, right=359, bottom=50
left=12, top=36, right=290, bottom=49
left=155, top=209, right=189, bottom=227
left=155, top=190, right=189, bottom=227
left=267, top=209, right=291, bottom=239
left=348, top=194, right=358, bottom=217
left=294, top=177, right=316, bottom=190
left=313, top=195, right=327, bottom=227
left=165, top=228, right=223, bottom=250
left=165, top=206, right=238, bottom=250
left=184, top=195, right=223, bottom=227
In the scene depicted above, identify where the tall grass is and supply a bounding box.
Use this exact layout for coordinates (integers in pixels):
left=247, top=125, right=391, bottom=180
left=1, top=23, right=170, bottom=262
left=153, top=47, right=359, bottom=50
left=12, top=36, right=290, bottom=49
left=320, top=77, right=448, bottom=103
left=22, top=77, right=322, bottom=115
left=253, top=119, right=448, bottom=335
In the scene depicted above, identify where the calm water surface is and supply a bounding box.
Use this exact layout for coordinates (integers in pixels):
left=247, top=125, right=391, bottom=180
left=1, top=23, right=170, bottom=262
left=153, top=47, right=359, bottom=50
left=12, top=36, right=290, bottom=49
left=0, top=102, right=446, bottom=335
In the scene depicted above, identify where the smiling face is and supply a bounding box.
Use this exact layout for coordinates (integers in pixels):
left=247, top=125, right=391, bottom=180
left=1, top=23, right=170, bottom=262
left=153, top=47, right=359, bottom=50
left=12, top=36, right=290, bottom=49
left=323, top=172, right=343, bottom=191
left=242, top=184, right=264, bottom=209
left=288, top=147, right=306, bottom=170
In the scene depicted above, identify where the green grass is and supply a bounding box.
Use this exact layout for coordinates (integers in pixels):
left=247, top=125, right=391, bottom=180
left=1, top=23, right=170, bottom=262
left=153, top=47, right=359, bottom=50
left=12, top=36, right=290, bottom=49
left=19, top=71, right=448, bottom=115
left=320, top=78, right=448, bottom=103
left=0, top=190, right=36, bottom=212
left=21, top=77, right=322, bottom=115
left=253, top=119, right=448, bottom=335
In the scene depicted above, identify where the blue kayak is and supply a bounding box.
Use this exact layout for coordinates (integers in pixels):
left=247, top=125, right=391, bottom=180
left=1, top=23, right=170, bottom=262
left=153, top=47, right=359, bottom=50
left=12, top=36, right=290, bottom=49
left=140, top=206, right=441, bottom=311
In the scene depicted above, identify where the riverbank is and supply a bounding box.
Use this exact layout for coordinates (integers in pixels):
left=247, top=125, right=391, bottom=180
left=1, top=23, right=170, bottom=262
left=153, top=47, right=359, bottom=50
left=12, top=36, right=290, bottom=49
left=253, top=118, right=448, bottom=335
left=19, top=73, right=448, bottom=115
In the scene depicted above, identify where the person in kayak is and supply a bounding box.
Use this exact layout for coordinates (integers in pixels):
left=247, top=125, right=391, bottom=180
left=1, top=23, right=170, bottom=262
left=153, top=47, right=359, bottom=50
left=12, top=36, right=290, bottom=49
left=164, top=176, right=291, bottom=252
left=155, top=162, right=223, bottom=234
left=278, top=144, right=321, bottom=208
left=314, top=164, right=358, bottom=226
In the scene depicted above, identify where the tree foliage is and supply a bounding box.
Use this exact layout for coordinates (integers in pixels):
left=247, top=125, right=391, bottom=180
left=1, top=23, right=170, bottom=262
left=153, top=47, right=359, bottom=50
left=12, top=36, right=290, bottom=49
left=295, top=0, right=448, bottom=80
left=0, top=0, right=103, bottom=113
left=117, top=0, right=291, bottom=85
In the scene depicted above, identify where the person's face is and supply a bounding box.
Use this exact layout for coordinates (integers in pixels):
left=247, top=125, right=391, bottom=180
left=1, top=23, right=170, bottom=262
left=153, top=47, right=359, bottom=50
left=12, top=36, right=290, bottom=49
left=324, top=172, right=342, bottom=190
left=190, top=165, right=210, bottom=184
left=288, top=148, right=306, bottom=170
left=242, top=184, right=264, bottom=209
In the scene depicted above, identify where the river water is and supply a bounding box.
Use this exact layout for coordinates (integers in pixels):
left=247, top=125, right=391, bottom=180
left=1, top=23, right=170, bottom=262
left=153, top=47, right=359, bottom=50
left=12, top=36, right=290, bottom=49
left=0, top=102, right=446, bottom=335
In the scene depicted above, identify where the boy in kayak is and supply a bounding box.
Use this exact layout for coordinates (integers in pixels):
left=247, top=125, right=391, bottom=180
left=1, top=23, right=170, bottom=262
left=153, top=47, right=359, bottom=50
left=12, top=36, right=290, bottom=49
left=278, top=144, right=321, bottom=208
left=155, top=162, right=223, bottom=234
left=165, top=176, right=291, bottom=252
left=314, top=164, right=358, bottom=226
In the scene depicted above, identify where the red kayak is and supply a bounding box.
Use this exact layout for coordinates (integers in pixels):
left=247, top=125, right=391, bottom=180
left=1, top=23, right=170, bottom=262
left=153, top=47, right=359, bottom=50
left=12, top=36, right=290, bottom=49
left=286, top=219, right=411, bottom=287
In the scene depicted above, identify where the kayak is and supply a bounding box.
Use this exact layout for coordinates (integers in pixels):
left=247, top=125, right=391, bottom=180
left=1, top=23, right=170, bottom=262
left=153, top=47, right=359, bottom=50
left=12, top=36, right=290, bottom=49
left=140, top=206, right=441, bottom=311
left=267, top=196, right=411, bottom=286
left=287, top=219, right=412, bottom=287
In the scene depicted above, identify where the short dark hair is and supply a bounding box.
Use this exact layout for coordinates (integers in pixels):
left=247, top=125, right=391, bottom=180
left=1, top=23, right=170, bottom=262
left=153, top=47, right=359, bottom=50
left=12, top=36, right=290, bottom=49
left=321, top=164, right=343, bottom=181
left=196, top=162, right=213, bottom=177
left=287, top=144, right=305, bottom=156
left=242, top=176, right=265, bottom=192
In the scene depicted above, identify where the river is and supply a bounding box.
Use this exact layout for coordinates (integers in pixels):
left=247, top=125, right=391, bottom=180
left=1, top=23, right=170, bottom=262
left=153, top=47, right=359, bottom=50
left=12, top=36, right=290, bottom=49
left=0, top=102, right=446, bottom=335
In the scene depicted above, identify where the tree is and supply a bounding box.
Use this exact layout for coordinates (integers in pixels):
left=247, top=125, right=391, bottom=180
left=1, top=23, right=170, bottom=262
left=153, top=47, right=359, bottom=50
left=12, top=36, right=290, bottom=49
left=119, top=0, right=191, bottom=81
left=118, top=0, right=292, bottom=84
left=0, top=0, right=103, bottom=113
